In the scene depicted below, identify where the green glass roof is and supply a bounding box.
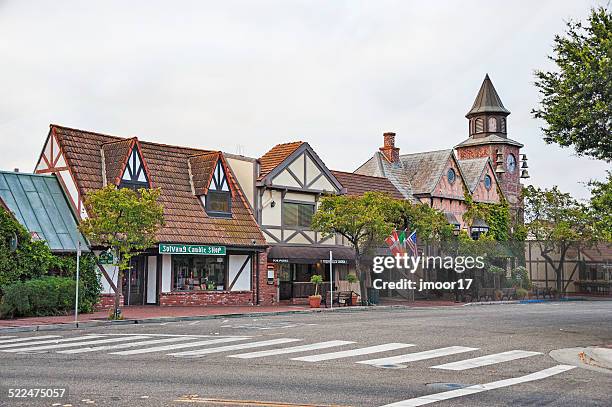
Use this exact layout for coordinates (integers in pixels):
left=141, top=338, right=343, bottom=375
left=0, top=171, right=89, bottom=253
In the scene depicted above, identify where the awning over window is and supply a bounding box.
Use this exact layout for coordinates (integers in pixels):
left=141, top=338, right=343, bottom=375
left=268, top=245, right=355, bottom=265
left=445, top=212, right=461, bottom=226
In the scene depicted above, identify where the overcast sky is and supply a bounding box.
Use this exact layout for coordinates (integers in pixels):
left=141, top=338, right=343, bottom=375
left=1, top=0, right=609, bottom=199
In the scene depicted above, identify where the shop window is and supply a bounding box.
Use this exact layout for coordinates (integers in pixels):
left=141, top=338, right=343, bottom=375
left=283, top=202, right=315, bottom=228
left=172, top=255, right=226, bottom=291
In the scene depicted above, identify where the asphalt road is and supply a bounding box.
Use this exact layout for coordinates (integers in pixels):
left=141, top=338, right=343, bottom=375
left=0, top=302, right=611, bottom=407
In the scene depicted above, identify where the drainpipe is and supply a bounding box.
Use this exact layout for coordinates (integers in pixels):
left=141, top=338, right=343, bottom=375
left=255, top=252, right=260, bottom=305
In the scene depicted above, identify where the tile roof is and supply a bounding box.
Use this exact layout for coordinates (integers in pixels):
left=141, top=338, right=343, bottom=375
left=258, top=141, right=304, bottom=181
left=455, top=134, right=523, bottom=148
left=49, top=125, right=266, bottom=248
left=101, top=138, right=135, bottom=186
left=457, top=157, right=490, bottom=192
left=466, top=74, right=510, bottom=117
left=188, top=152, right=220, bottom=196
left=354, top=153, right=417, bottom=202
left=0, top=170, right=88, bottom=252
left=400, top=149, right=454, bottom=195
left=331, top=170, right=403, bottom=199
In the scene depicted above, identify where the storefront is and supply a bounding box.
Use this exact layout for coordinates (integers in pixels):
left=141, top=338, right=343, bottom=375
left=267, top=246, right=355, bottom=304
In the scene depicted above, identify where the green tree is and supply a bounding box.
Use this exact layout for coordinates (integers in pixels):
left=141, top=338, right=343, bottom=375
left=395, top=201, right=455, bottom=242
left=589, top=171, right=612, bottom=241
left=523, top=185, right=605, bottom=297
left=532, top=6, right=611, bottom=161
left=312, top=192, right=398, bottom=304
left=79, top=185, right=164, bottom=315
left=0, top=207, right=54, bottom=291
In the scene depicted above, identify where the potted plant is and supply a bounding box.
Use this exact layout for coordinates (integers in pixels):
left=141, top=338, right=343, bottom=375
left=346, top=274, right=360, bottom=306
left=309, top=274, right=323, bottom=308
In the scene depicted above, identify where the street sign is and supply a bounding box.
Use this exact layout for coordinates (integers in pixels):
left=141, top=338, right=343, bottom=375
left=159, top=243, right=226, bottom=256
left=99, top=251, right=114, bottom=264
left=321, top=259, right=348, bottom=264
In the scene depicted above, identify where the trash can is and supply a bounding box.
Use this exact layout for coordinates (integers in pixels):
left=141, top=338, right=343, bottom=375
left=367, top=288, right=380, bottom=305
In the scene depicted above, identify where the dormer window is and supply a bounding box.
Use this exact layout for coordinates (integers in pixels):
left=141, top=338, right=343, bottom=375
left=201, top=158, right=232, bottom=217
left=119, top=145, right=149, bottom=190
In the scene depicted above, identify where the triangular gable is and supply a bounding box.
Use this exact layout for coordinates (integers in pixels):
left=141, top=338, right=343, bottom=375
left=189, top=152, right=234, bottom=197
left=259, top=142, right=343, bottom=193
left=102, top=138, right=133, bottom=186
left=470, top=158, right=505, bottom=202
left=427, top=152, right=470, bottom=198
left=119, top=139, right=151, bottom=188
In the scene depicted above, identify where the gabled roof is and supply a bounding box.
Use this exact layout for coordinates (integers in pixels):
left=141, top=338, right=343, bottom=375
left=188, top=152, right=221, bottom=196
left=0, top=170, right=88, bottom=252
left=466, top=74, right=510, bottom=117
left=457, top=157, right=490, bottom=192
left=258, top=141, right=304, bottom=181
left=49, top=124, right=266, bottom=247
left=455, top=134, right=523, bottom=148
left=354, top=152, right=416, bottom=202
left=400, top=149, right=456, bottom=195
left=331, top=170, right=404, bottom=199
left=101, top=138, right=135, bottom=186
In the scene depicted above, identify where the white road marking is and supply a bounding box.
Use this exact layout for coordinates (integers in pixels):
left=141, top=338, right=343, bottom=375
left=0, top=335, right=104, bottom=350
left=3, top=335, right=150, bottom=352
left=358, top=346, right=479, bottom=366
left=292, top=343, right=416, bottom=362
left=110, top=337, right=248, bottom=355
left=379, top=365, right=576, bottom=406
left=169, top=338, right=302, bottom=357
left=229, top=340, right=355, bottom=359
left=58, top=336, right=196, bottom=354
left=0, top=335, right=60, bottom=345
left=431, top=350, right=542, bottom=371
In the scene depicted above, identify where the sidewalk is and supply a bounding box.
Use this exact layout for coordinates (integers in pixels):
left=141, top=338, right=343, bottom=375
left=0, top=299, right=462, bottom=332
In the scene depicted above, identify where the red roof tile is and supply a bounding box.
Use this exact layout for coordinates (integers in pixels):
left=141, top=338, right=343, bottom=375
left=188, top=152, right=220, bottom=196
left=50, top=125, right=266, bottom=248
left=258, top=141, right=303, bottom=180
left=331, top=170, right=404, bottom=199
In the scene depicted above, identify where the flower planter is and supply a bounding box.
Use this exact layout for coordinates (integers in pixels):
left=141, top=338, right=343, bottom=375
left=350, top=294, right=360, bottom=306
left=309, top=295, right=322, bottom=308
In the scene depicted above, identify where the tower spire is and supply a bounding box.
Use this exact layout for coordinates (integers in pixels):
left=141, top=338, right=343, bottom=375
left=466, top=74, right=510, bottom=118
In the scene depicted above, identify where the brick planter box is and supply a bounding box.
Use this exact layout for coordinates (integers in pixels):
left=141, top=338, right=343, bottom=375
left=95, top=294, right=124, bottom=311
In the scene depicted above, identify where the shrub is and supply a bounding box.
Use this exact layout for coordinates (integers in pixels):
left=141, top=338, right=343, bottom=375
left=516, top=288, right=529, bottom=299
left=0, top=276, right=84, bottom=318
left=509, top=266, right=531, bottom=290
left=50, top=253, right=101, bottom=313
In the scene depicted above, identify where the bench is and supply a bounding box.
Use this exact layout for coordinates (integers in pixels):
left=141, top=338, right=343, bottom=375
left=325, top=290, right=359, bottom=307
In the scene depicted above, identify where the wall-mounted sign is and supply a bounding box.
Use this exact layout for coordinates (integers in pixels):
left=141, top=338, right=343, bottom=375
left=271, top=258, right=289, bottom=263
left=159, top=243, right=226, bottom=256
left=267, top=265, right=275, bottom=285
left=321, top=259, right=349, bottom=264
left=99, top=251, right=115, bottom=264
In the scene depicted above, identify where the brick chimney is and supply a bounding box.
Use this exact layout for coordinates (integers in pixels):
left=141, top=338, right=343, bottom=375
left=379, top=132, right=400, bottom=163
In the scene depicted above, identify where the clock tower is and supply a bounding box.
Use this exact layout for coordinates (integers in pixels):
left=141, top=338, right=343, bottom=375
left=455, top=74, right=528, bottom=209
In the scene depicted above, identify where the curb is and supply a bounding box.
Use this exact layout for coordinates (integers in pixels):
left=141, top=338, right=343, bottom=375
left=463, top=297, right=598, bottom=307
left=0, top=304, right=412, bottom=334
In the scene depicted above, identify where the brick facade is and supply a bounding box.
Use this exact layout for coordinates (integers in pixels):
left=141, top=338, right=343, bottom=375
left=95, top=293, right=124, bottom=311
left=159, top=291, right=254, bottom=306
left=258, top=250, right=277, bottom=305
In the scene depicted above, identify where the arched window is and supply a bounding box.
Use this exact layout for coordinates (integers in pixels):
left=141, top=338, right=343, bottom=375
left=501, top=118, right=507, bottom=133
left=447, top=168, right=456, bottom=184
left=488, top=117, right=497, bottom=132
left=475, top=118, right=484, bottom=133
left=484, top=174, right=492, bottom=190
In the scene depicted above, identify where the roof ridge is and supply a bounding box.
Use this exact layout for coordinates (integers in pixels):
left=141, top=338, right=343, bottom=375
left=331, top=170, right=388, bottom=180
left=399, top=148, right=453, bottom=157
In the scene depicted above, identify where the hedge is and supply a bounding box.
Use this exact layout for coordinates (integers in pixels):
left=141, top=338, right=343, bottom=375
left=0, top=276, right=85, bottom=318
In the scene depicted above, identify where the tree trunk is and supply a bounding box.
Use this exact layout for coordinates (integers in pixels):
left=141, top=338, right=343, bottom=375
left=356, top=255, right=369, bottom=305
left=114, top=270, right=123, bottom=314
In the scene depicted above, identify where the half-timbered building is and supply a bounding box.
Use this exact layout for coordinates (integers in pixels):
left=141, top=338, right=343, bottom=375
left=34, top=125, right=272, bottom=308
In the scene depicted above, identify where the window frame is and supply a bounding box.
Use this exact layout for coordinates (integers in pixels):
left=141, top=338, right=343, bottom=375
left=484, top=174, right=492, bottom=190
left=171, top=254, right=228, bottom=292
left=282, top=200, right=316, bottom=229
left=447, top=168, right=456, bottom=184
left=205, top=190, right=232, bottom=218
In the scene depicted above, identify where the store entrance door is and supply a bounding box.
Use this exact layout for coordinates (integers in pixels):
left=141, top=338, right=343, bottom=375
left=123, top=256, right=145, bottom=306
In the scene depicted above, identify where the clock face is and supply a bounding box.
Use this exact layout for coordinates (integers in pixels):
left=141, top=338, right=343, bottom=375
left=506, top=153, right=516, bottom=173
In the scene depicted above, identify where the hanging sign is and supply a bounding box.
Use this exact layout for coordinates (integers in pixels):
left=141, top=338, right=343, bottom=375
left=159, top=243, right=226, bottom=256
left=99, top=251, right=115, bottom=264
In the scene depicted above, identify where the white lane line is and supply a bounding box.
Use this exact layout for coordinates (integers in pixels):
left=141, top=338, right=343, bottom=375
left=169, top=338, right=302, bottom=357
left=292, top=343, right=416, bottom=362
left=0, top=335, right=60, bottom=345
left=2, top=335, right=150, bottom=352
left=431, top=350, right=542, bottom=371
left=58, top=336, right=196, bottom=354
left=379, top=365, right=576, bottom=407
left=110, top=337, right=248, bottom=355
left=0, top=335, right=104, bottom=350
left=358, top=346, right=478, bottom=366
left=229, top=340, right=355, bottom=359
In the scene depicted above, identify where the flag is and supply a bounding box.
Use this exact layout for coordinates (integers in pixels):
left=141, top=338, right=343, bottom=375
left=385, top=229, right=403, bottom=256
left=398, top=229, right=407, bottom=250
left=406, top=230, right=418, bottom=255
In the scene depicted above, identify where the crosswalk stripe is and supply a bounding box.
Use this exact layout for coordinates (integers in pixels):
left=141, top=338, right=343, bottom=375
left=431, top=350, right=542, bottom=371
left=169, top=338, right=302, bottom=357
left=358, top=346, right=478, bottom=366
left=229, top=340, right=355, bottom=359
left=292, top=343, right=416, bottom=362
left=0, top=335, right=104, bottom=350
left=110, top=337, right=248, bottom=355
left=57, top=336, right=196, bottom=354
left=379, top=365, right=576, bottom=407
left=2, top=335, right=150, bottom=352
left=0, top=335, right=60, bottom=345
